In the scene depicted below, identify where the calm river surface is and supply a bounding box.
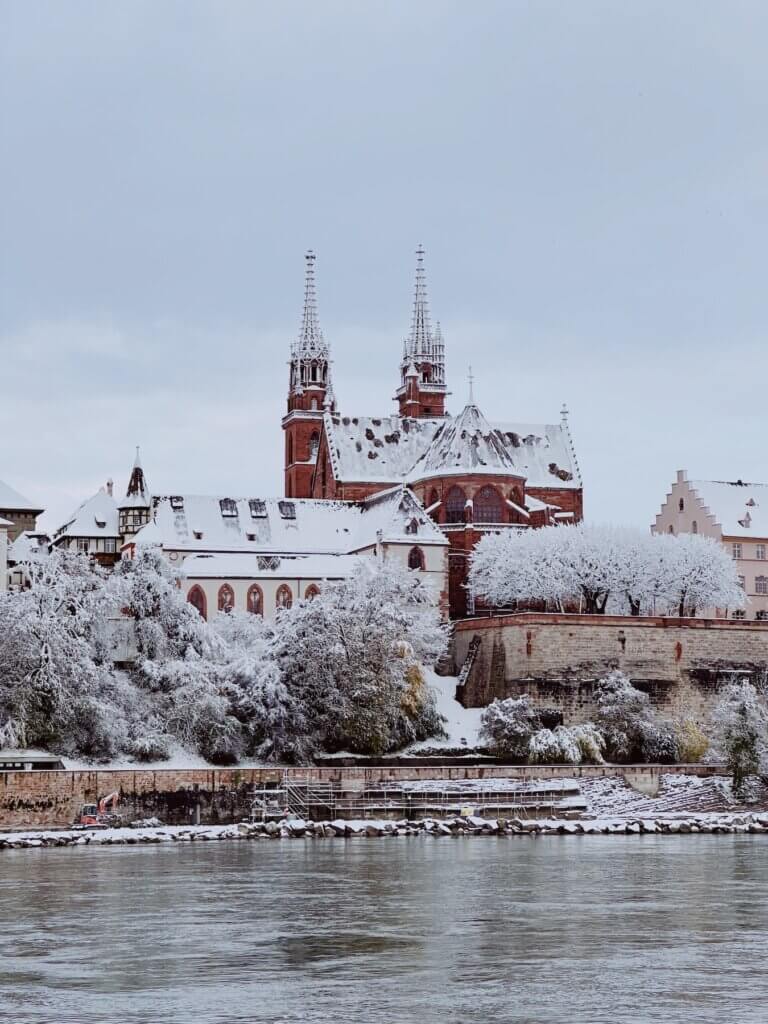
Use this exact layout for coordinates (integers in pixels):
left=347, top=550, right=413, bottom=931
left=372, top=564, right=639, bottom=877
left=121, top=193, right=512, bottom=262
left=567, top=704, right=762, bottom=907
left=2, top=836, right=767, bottom=1023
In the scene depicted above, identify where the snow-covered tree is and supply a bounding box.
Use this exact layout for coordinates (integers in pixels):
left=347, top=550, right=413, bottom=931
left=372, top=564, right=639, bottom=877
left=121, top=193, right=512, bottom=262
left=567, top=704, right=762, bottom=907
left=593, top=670, right=678, bottom=763
left=711, top=681, right=768, bottom=795
left=479, top=696, right=541, bottom=758
left=265, top=560, right=448, bottom=759
left=469, top=524, right=745, bottom=617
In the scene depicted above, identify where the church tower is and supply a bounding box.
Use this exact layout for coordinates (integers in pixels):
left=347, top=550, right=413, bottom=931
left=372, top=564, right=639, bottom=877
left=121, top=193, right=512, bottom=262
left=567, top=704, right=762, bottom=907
left=395, top=246, right=448, bottom=418
left=118, top=447, right=151, bottom=540
left=283, top=251, right=333, bottom=498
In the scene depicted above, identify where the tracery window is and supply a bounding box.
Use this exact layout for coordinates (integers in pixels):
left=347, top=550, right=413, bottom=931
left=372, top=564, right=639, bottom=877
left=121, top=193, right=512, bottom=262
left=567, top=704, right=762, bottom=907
left=305, top=584, right=320, bottom=600
left=276, top=584, right=293, bottom=610
left=218, top=584, right=234, bottom=613
left=474, top=485, right=503, bottom=524
left=445, top=486, right=467, bottom=524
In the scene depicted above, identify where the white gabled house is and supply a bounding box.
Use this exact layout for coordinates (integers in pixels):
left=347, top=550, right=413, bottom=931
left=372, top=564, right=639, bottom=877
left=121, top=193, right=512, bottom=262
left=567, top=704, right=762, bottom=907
left=124, top=485, right=448, bottom=621
left=653, top=469, right=768, bottom=619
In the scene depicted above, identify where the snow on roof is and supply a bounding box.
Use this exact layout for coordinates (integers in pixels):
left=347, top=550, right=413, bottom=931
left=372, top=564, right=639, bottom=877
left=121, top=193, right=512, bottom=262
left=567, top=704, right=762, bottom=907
left=53, top=489, right=120, bottom=540
left=8, top=531, right=50, bottom=562
left=408, top=404, right=521, bottom=482
left=183, top=552, right=359, bottom=580
left=323, top=408, right=580, bottom=489
left=0, top=479, right=43, bottom=513
left=0, top=516, right=12, bottom=527
left=324, top=412, right=442, bottom=484
left=139, top=488, right=445, bottom=557
left=688, top=479, right=768, bottom=538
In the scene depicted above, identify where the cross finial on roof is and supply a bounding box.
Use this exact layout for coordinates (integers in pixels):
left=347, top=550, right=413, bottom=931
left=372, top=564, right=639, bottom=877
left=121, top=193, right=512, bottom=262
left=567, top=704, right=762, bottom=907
left=468, top=365, right=475, bottom=404
left=561, top=403, right=569, bottom=422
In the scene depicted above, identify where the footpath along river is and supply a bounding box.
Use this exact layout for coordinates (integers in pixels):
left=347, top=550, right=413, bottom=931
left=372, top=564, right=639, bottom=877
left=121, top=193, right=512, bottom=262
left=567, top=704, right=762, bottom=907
left=2, top=836, right=767, bottom=1024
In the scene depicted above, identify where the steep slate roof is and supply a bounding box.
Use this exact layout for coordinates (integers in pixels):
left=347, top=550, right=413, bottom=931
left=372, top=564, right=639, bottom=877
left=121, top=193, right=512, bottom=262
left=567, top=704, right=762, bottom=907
left=136, top=486, right=445, bottom=557
left=0, top=479, right=43, bottom=513
left=408, top=403, right=520, bottom=481
left=322, top=408, right=580, bottom=489
left=53, top=489, right=120, bottom=541
left=689, top=480, right=768, bottom=538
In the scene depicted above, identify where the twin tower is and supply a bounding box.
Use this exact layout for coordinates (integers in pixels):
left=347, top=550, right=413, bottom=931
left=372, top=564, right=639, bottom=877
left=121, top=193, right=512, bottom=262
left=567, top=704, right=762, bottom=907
left=282, top=248, right=449, bottom=497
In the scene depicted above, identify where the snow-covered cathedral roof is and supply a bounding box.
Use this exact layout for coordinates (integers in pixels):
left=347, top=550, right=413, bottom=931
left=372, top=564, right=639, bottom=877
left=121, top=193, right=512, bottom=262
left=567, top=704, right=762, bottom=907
left=135, top=485, right=446, bottom=556
left=322, top=408, right=580, bottom=488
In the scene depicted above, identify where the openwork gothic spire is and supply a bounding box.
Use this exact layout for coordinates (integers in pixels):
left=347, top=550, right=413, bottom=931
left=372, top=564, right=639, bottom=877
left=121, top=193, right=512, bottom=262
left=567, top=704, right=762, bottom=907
left=290, top=250, right=331, bottom=396
left=400, top=246, right=445, bottom=386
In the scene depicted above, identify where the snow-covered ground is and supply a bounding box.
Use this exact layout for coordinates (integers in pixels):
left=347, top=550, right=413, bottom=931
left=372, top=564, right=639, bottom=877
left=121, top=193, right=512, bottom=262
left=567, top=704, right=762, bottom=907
left=411, top=670, right=483, bottom=750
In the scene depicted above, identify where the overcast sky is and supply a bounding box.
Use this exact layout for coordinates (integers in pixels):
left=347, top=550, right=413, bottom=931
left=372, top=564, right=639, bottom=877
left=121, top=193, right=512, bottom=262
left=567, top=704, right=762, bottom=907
left=1, top=0, right=767, bottom=531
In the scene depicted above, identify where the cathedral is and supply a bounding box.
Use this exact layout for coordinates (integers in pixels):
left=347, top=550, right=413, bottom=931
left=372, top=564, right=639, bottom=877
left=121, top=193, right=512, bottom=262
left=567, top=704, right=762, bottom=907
left=282, top=248, right=583, bottom=615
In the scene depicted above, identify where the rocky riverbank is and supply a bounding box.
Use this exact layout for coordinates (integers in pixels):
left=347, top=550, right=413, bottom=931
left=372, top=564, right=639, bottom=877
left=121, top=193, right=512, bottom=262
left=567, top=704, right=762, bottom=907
left=4, top=812, right=768, bottom=849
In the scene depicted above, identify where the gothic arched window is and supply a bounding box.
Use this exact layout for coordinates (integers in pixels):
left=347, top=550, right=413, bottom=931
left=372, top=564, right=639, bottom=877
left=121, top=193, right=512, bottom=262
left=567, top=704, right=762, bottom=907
left=679, top=498, right=685, bottom=512
left=445, top=486, right=467, bottom=524
left=188, top=585, right=207, bottom=620
left=305, top=584, right=320, bottom=600
left=474, top=485, right=503, bottom=524
left=408, top=546, right=425, bottom=570
left=287, top=434, right=294, bottom=465
left=309, top=432, right=320, bottom=460
left=246, top=584, right=263, bottom=616
left=692, top=520, right=698, bottom=534
left=310, top=398, right=318, bottom=411
left=218, top=584, right=234, bottom=613
left=276, top=584, right=293, bottom=610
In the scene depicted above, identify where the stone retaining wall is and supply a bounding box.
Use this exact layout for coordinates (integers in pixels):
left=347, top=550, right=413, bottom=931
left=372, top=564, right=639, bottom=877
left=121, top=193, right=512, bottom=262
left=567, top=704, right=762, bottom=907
left=0, top=763, right=725, bottom=829
left=453, top=613, right=768, bottom=721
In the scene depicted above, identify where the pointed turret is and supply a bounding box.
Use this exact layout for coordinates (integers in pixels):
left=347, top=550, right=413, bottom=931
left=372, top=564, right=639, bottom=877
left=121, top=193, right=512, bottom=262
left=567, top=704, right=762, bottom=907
left=283, top=251, right=332, bottom=498
left=118, top=447, right=152, bottom=539
left=396, top=246, right=448, bottom=418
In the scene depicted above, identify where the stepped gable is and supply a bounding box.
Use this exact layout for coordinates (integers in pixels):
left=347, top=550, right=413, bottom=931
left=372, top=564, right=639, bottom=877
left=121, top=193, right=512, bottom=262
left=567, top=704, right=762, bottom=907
left=408, top=402, right=521, bottom=482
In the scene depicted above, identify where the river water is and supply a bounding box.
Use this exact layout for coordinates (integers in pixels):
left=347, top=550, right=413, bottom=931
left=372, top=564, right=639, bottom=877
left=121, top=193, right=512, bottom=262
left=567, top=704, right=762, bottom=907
left=2, top=836, right=767, bottom=1023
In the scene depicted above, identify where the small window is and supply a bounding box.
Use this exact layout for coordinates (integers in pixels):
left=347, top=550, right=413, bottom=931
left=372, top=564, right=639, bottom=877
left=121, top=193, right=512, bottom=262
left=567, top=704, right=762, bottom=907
left=276, top=584, right=293, bottom=610
left=246, top=532, right=256, bottom=542
left=220, top=498, right=238, bottom=518
left=756, top=577, right=768, bottom=595
left=408, top=546, right=425, bottom=571
left=104, top=538, right=117, bottom=553
left=668, top=525, right=674, bottom=535
left=94, top=517, right=106, bottom=529
left=691, top=521, right=698, bottom=534
left=193, top=530, right=203, bottom=541
left=678, top=498, right=685, bottom=512
left=278, top=501, right=296, bottom=520
left=170, top=496, right=184, bottom=511
left=309, top=432, right=320, bottom=460
left=756, top=610, right=768, bottom=621
left=77, top=538, right=90, bottom=553
left=732, top=609, right=746, bottom=619
left=218, top=584, right=235, bottom=613
left=738, top=575, right=746, bottom=590
left=249, top=499, right=267, bottom=518
left=246, top=584, right=263, bottom=616
left=310, top=399, right=319, bottom=411
left=405, top=518, right=419, bottom=536
left=305, top=584, right=320, bottom=600
left=758, top=545, right=766, bottom=561
left=258, top=555, right=280, bottom=571
left=733, top=543, right=743, bottom=560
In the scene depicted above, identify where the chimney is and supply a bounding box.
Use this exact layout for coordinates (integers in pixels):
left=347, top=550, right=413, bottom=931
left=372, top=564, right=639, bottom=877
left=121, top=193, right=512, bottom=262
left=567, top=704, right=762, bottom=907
left=106, top=479, right=114, bottom=497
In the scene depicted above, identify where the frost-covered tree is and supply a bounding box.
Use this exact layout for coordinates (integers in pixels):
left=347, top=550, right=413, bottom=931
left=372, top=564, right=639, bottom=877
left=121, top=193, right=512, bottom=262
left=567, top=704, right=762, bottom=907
left=265, top=560, right=448, bottom=759
left=594, top=670, right=678, bottom=763
left=469, top=525, right=745, bottom=617
left=479, top=696, right=541, bottom=758
left=711, top=681, right=768, bottom=795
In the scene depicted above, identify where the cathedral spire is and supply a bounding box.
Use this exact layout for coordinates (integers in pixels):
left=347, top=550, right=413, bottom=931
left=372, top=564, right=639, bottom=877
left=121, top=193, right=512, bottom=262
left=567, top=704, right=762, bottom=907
left=288, top=250, right=332, bottom=400
left=396, top=246, right=447, bottom=418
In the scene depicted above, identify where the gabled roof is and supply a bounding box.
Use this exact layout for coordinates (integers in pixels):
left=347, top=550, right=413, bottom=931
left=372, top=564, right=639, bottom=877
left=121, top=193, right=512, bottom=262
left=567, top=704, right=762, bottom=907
left=0, top=479, right=43, bottom=514
left=322, top=408, right=581, bottom=489
left=53, top=489, right=120, bottom=541
left=408, top=403, right=520, bottom=482
left=688, top=479, right=768, bottom=538
left=7, top=531, right=50, bottom=563
left=136, top=487, right=445, bottom=557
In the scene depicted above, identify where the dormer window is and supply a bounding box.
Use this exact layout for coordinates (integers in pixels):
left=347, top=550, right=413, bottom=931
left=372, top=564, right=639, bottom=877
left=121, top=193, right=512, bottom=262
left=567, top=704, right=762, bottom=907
left=246, top=532, right=256, bottom=542
left=405, top=518, right=419, bottom=535
left=249, top=499, right=267, bottom=518
left=170, top=496, right=184, bottom=511
left=220, top=498, right=238, bottom=518
left=94, top=517, right=106, bottom=529
left=193, top=530, right=203, bottom=540
left=278, top=501, right=296, bottom=520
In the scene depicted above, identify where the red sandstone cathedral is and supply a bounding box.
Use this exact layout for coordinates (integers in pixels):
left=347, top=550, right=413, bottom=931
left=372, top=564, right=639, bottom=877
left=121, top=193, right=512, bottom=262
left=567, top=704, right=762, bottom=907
left=282, top=248, right=583, bottom=616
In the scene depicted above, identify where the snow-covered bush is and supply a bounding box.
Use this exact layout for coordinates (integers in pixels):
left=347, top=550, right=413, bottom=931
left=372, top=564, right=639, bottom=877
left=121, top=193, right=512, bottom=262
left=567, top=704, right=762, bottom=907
left=528, top=726, right=580, bottom=764
left=469, top=525, right=745, bottom=617
left=264, top=560, right=448, bottom=759
left=711, top=681, right=768, bottom=795
left=593, top=670, right=678, bottom=763
left=479, top=696, right=541, bottom=758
